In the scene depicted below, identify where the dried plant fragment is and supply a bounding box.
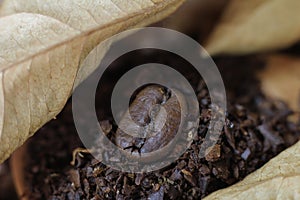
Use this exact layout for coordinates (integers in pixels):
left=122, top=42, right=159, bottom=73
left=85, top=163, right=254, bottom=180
left=205, top=0, right=300, bottom=55
left=0, top=0, right=185, bottom=163
left=204, top=141, right=300, bottom=200
left=258, top=55, right=300, bottom=113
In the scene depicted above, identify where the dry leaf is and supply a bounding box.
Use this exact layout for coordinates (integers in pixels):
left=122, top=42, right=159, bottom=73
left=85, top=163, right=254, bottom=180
left=258, top=55, right=300, bottom=113
left=0, top=0, right=185, bottom=163
left=204, top=141, right=300, bottom=200
left=205, top=0, right=300, bottom=55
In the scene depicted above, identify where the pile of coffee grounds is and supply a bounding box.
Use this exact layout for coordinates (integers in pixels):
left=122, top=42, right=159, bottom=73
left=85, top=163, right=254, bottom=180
left=22, top=54, right=300, bottom=200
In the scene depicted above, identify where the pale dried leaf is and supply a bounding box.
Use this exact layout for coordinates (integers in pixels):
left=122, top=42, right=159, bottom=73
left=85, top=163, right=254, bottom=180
left=205, top=0, right=300, bottom=55
left=0, top=0, right=184, bottom=163
left=258, top=55, right=300, bottom=112
left=204, top=141, right=300, bottom=200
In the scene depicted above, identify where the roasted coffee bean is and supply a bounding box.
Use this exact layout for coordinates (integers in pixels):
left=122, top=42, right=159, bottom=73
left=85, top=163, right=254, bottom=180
left=114, top=85, right=184, bottom=153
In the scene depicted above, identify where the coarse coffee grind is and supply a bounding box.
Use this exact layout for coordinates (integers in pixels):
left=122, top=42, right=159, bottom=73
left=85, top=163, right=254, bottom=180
left=20, top=53, right=300, bottom=200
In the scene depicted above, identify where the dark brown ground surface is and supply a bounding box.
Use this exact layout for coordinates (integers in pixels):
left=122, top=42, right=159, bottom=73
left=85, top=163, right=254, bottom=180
left=20, top=53, right=300, bottom=200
